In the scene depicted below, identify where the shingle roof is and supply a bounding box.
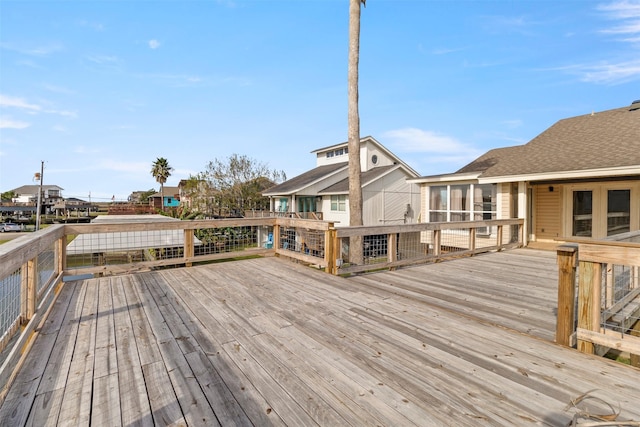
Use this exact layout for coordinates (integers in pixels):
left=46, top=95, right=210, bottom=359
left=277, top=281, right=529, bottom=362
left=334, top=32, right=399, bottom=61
left=460, top=103, right=640, bottom=178
left=318, top=165, right=399, bottom=194
left=262, top=162, right=348, bottom=195
left=11, top=185, right=64, bottom=194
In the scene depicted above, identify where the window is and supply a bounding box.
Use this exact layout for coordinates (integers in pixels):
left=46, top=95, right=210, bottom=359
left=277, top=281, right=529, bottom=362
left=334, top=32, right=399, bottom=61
left=450, top=185, right=471, bottom=221
left=326, top=151, right=334, bottom=158
left=331, top=195, right=346, bottom=211
left=428, top=184, right=496, bottom=224
left=474, top=184, right=497, bottom=221
left=607, top=189, right=630, bottom=236
left=572, top=191, right=592, bottom=237
left=429, top=186, right=447, bottom=222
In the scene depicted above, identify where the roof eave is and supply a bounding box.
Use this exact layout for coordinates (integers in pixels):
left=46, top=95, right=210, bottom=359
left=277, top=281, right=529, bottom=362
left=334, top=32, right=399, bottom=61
left=262, top=164, right=349, bottom=196
left=407, top=172, right=482, bottom=184
left=478, top=165, right=640, bottom=184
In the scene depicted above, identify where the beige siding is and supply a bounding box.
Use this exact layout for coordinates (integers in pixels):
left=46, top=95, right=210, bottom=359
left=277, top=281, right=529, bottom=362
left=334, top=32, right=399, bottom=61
left=534, top=185, right=562, bottom=240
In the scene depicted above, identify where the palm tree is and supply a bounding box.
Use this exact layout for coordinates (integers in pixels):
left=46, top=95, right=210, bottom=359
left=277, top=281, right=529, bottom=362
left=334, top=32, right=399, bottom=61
left=151, top=157, right=173, bottom=210
left=348, top=0, right=366, bottom=264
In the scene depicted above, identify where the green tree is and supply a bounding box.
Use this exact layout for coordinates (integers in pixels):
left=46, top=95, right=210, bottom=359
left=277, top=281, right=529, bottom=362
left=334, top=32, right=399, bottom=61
left=348, top=0, right=366, bottom=264
left=1, top=190, right=16, bottom=201
left=203, top=154, right=286, bottom=217
left=150, top=157, right=173, bottom=209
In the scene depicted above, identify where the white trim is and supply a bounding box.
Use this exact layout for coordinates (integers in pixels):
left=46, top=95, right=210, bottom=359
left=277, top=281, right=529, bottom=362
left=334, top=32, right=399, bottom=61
left=407, top=172, right=482, bottom=184
left=478, top=165, right=640, bottom=184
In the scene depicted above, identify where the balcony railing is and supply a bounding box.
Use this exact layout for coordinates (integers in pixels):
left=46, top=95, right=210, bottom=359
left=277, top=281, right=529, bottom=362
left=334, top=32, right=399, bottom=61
left=556, top=231, right=640, bottom=362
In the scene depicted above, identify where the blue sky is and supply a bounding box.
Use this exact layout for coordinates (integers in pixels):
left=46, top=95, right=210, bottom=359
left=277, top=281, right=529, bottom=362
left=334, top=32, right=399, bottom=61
left=1, top=0, right=639, bottom=202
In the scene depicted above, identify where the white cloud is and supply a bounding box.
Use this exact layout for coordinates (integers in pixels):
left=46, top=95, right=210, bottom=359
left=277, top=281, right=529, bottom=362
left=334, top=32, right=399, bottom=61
left=597, top=1, right=640, bottom=42
left=0, top=42, right=63, bottom=56
left=382, top=128, right=472, bottom=154
left=0, top=94, right=77, bottom=119
left=148, top=39, right=161, bottom=49
left=0, top=94, right=42, bottom=111
left=0, top=117, right=30, bottom=129
left=567, top=59, right=640, bottom=84
left=52, top=125, right=67, bottom=132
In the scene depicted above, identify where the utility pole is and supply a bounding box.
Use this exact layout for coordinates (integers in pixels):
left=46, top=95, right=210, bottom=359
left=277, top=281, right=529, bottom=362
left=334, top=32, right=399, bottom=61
left=35, top=161, right=44, bottom=231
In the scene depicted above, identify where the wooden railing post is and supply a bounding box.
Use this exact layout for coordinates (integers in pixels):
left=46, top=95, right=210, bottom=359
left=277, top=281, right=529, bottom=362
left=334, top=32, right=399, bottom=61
left=433, top=229, right=441, bottom=256
left=469, top=227, right=476, bottom=252
left=56, top=235, right=66, bottom=276
left=20, top=259, right=37, bottom=323
left=577, top=260, right=602, bottom=354
left=496, top=225, right=503, bottom=251
left=273, top=222, right=281, bottom=254
left=325, top=226, right=336, bottom=274
left=556, top=244, right=578, bottom=347
left=388, top=233, right=398, bottom=267
left=184, top=229, right=194, bottom=267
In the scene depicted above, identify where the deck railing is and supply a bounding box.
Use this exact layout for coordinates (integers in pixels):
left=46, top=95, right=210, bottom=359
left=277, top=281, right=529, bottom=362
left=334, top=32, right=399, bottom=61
left=334, top=219, right=523, bottom=275
left=556, top=231, right=640, bottom=363
left=0, top=216, right=523, bottom=399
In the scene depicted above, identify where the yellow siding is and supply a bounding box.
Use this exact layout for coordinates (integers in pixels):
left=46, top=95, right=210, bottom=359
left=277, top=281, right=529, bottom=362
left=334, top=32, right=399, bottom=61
left=534, top=185, right=562, bottom=240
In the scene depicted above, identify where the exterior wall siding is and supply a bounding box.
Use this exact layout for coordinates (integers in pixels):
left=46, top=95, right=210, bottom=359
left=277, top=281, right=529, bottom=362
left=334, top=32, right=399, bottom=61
left=533, top=184, right=562, bottom=241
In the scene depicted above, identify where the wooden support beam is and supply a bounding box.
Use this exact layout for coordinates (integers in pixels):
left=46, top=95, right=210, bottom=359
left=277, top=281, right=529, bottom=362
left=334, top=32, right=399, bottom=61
left=556, top=244, right=578, bottom=347
left=56, top=236, right=66, bottom=276
left=433, top=230, right=441, bottom=257
left=631, top=320, right=640, bottom=368
left=20, top=258, right=37, bottom=323
left=325, top=227, right=336, bottom=274
left=496, top=225, right=503, bottom=251
left=184, top=229, right=194, bottom=267
left=577, top=260, right=602, bottom=354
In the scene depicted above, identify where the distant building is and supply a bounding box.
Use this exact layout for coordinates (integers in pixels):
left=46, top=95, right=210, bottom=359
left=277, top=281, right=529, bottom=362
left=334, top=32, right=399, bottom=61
left=148, top=186, right=180, bottom=209
left=263, top=136, right=421, bottom=226
left=8, top=185, right=64, bottom=215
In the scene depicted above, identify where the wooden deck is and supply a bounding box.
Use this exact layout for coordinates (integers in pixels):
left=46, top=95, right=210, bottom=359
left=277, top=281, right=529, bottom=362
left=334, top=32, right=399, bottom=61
left=1, top=248, right=639, bottom=426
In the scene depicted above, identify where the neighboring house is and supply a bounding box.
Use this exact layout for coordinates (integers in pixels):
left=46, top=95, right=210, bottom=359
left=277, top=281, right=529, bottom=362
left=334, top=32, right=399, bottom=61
left=263, top=136, right=421, bottom=227
left=53, top=197, right=96, bottom=217
left=10, top=185, right=64, bottom=214
left=409, top=100, right=640, bottom=245
left=148, top=186, right=180, bottom=209
left=10, top=185, right=64, bottom=204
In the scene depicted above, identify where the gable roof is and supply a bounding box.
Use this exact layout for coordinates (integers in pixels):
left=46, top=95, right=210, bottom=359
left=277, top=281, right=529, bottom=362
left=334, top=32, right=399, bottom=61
left=312, top=135, right=420, bottom=177
left=262, top=162, right=348, bottom=196
left=12, top=185, right=64, bottom=194
left=413, top=101, right=640, bottom=184
left=150, top=186, right=180, bottom=198
left=318, top=165, right=401, bottom=194
left=478, top=103, right=640, bottom=180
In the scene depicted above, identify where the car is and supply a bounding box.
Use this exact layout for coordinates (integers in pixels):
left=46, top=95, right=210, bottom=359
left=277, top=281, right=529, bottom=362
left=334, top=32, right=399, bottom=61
left=0, top=223, right=22, bottom=232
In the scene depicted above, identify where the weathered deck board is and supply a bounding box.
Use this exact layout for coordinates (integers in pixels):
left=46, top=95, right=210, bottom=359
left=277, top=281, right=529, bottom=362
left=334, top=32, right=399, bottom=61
left=1, top=248, right=640, bottom=426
